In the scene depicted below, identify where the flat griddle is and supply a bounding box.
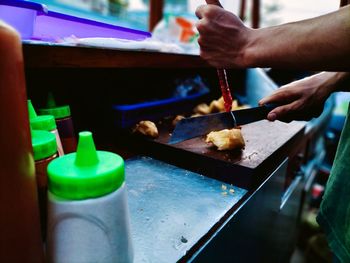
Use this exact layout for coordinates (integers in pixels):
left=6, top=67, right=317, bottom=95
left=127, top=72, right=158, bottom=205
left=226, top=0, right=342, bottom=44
left=127, top=117, right=305, bottom=190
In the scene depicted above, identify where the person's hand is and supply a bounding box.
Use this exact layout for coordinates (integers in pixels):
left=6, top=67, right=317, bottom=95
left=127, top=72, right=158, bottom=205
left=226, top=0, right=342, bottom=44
left=195, top=0, right=251, bottom=68
left=259, top=72, right=338, bottom=122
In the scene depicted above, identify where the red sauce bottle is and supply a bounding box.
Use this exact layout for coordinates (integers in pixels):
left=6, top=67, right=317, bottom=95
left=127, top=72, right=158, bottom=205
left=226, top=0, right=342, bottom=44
left=39, top=93, right=77, bottom=154
left=0, top=22, right=44, bottom=262
left=31, top=130, right=58, bottom=241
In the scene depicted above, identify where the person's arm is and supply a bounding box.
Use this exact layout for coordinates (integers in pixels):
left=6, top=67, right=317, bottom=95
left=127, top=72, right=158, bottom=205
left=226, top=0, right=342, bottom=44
left=196, top=3, right=350, bottom=71
left=258, top=72, right=350, bottom=122
left=245, top=7, right=350, bottom=71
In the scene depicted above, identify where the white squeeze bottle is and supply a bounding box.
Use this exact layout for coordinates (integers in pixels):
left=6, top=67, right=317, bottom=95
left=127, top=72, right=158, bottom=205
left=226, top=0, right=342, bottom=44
left=47, top=131, right=133, bottom=263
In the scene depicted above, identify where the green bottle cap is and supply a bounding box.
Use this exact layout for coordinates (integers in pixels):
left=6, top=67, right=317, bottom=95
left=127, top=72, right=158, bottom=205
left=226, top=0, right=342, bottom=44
left=47, top=92, right=57, bottom=108
left=28, top=100, right=37, bottom=119
left=28, top=100, right=57, bottom=131
left=47, top=131, right=124, bottom=200
left=39, top=105, right=71, bottom=119
left=39, top=93, right=71, bottom=119
left=30, top=115, right=57, bottom=131
left=31, top=130, right=57, bottom=161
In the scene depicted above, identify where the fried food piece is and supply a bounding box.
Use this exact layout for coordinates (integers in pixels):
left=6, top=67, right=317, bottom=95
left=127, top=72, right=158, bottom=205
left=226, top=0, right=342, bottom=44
left=233, top=105, right=250, bottom=110
left=133, top=120, right=159, bottom=138
left=231, top=99, right=239, bottom=110
left=172, top=115, right=185, bottom=127
left=209, top=97, right=249, bottom=113
left=209, top=97, right=225, bottom=113
left=232, top=100, right=250, bottom=111
left=206, top=128, right=245, bottom=151
left=193, top=103, right=211, bottom=115
left=191, top=113, right=202, bottom=118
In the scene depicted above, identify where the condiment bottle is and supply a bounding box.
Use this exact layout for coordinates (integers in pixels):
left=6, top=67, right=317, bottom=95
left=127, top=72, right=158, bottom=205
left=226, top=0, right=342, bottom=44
left=32, top=130, right=58, bottom=240
left=47, top=131, right=133, bottom=263
left=0, top=21, right=44, bottom=262
left=39, top=93, right=77, bottom=153
left=28, top=100, right=64, bottom=156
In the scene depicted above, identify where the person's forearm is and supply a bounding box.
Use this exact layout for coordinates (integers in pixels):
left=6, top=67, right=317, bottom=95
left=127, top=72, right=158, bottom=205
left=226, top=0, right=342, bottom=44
left=330, top=72, right=350, bottom=92
left=243, top=6, right=350, bottom=71
left=314, top=72, right=350, bottom=97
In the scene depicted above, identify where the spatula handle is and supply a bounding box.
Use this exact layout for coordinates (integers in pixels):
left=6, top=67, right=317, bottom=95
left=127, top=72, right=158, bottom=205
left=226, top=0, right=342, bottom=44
left=217, top=68, right=233, bottom=112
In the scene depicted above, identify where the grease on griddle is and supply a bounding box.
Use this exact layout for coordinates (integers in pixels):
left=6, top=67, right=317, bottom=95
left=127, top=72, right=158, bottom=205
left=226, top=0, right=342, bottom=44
left=242, top=151, right=258, bottom=160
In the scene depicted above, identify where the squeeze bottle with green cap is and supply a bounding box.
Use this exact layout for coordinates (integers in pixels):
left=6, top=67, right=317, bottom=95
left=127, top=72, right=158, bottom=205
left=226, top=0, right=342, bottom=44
left=47, top=131, right=133, bottom=263
left=28, top=100, right=64, bottom=156
left=39, top=93, right=77, bottom=153
left=31, top=129, right=58, bottom=241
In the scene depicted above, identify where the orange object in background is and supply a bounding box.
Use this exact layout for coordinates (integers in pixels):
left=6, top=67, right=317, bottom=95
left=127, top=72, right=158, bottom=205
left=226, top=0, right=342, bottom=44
left=176, top=17, right=196, bottom=42
left=0, top=22, right=44, bottom=262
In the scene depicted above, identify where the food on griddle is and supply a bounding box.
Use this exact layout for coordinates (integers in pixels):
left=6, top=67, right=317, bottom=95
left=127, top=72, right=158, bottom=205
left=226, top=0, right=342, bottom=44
left=172, top=115, right=185, bottom=127
left=206, top=128, right=245, bottom=151
left=193, top=103, right=211, bottom=115
left=209, top=97, right=226, bottom=113
left=133, top=120, right=159, bottom=138
left=230, top=99, right=250, bottom=111
left=194, top=97, right=247, bottom=115
left=232, top=99, right=238, bottom=109
left=191, top=113, right=203, bottom=118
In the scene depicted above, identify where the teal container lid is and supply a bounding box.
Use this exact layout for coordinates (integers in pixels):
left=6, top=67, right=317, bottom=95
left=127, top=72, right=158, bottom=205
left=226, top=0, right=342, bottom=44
left=47, top=131, right=124, bottom=200
left=31, top=130, right=57, bottom=161
left=28, top=100, right=57, bottom=131
left=39, top=92, right=71, bottom=119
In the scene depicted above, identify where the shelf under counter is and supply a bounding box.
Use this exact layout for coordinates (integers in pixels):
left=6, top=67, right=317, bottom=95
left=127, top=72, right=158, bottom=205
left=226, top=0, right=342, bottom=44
left=23, top=43, right=210, bottom=69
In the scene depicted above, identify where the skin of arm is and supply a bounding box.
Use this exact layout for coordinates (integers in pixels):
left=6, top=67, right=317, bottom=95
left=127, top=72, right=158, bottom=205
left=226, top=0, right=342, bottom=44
left=259, top=72, right=350, bottom=122
left=195, top=4, right=350, bottom=71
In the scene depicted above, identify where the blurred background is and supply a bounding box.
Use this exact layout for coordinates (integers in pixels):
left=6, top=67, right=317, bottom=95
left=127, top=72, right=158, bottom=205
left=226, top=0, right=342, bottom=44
left=29, top=0, right=340, bottom=31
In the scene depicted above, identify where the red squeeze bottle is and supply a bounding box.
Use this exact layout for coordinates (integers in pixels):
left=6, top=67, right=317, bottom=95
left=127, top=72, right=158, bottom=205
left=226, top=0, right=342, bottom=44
left=217, top=69, right=233, bottom=112
left=39, top=93, right=77, bottom=154
left=0, top=22, right=44, bottom=262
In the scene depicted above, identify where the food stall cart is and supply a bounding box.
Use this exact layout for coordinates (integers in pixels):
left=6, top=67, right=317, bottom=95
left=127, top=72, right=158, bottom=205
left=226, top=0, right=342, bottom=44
left=0, top=0, right=333, bottom=262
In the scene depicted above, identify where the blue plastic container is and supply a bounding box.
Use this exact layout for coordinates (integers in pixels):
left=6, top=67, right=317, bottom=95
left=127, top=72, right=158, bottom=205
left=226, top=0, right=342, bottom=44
left=0, top=0, right=151, bottom=41
left=0, top=0, right=45, bottom=39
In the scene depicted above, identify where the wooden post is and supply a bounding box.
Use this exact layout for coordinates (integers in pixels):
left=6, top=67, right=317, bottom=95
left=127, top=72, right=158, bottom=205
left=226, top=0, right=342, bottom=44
left=252, top=0, right=260, bottom=28
left=239, top=0, right=246, bottom=21
left=340, top=0, right=348, bottom=7
left=149, top=0, right=164, bottom=32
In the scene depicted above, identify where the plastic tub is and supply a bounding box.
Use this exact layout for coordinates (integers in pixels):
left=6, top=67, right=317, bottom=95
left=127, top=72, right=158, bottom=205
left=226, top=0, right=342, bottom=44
left=113, top=92, right=209, bottom=129
left=0, top=0, right=46, bottom=39
left=0, top=0, right=151, bottom=41
left=33, top=11, right=151, bottom=41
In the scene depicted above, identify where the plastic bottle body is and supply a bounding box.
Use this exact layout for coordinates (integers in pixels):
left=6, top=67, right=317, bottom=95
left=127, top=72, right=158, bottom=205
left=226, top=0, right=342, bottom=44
left=47, top=182, right=133, bottom=263
left=35, top=153, right=58, bottom=240
left=0, top=22, right=44, bottom=262
left=56, top=116, right=77, bottom=154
